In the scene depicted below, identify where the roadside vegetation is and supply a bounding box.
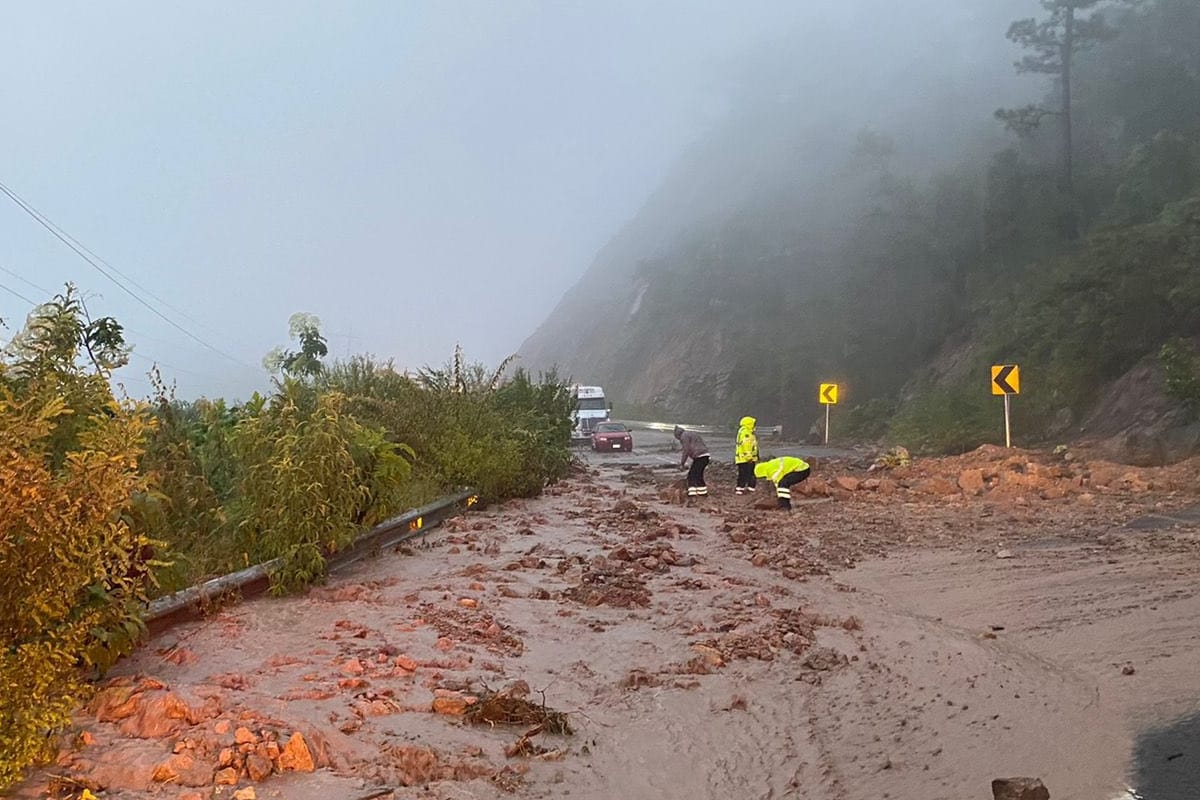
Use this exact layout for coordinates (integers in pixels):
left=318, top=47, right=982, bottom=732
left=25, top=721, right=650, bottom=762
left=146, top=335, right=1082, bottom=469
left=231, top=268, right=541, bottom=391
left=0, top=294, right=573, bottom=787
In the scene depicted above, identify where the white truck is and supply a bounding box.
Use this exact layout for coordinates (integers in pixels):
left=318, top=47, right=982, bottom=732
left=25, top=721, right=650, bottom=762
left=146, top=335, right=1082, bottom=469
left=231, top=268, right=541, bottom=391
left=571, top=385, right=611, bottom=440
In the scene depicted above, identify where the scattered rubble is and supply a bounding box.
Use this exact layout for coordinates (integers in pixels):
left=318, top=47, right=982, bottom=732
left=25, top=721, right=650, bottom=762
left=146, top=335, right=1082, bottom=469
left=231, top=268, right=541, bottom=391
left=563, top=557, right=652, bottom=608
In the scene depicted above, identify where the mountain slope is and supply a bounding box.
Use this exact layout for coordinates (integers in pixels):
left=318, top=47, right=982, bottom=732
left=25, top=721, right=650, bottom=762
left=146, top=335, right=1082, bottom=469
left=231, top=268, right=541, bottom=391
left=521, top=0, right=1200, bottom=453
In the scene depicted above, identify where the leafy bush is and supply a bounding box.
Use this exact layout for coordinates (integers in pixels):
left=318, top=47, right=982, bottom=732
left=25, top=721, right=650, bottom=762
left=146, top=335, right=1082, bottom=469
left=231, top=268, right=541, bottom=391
left=322, top=355, right=574, bottom=503
left=0, top=302, right=573, bottom=789
left=139, top=376, right=234, bottom=592
left=0, top=291, right=157, bottom=787
left=1160, top=338, right=1200, bottom=418
left=887, top=384, right=998, bottom=454
left=230, top=380, right=412, bottom=591
left=838, top=397, right=896, bottom=443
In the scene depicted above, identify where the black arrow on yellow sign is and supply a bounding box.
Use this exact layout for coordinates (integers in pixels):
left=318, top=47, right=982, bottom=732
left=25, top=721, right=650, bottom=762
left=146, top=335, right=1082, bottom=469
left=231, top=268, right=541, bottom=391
left=821, top=383, right=838, bottom=404
left=992, top=364, right=1018, bottom=395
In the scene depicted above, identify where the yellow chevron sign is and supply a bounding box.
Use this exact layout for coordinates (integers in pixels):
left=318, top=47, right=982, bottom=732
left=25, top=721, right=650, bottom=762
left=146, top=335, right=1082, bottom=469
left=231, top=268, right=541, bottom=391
left=991, top=365, right=1020, bottom=395
left=819, top=383, right=839, bottom=405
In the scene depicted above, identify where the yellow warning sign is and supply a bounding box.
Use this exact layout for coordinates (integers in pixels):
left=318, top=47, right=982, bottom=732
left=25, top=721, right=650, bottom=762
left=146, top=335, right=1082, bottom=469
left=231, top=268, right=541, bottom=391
left=991, top=365, right=1020, bottom=395
left=819, top=383, right=839, bottom=405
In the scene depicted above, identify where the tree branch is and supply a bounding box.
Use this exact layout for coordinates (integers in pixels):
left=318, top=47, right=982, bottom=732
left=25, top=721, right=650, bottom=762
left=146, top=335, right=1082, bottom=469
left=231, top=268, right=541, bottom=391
left=994, top=104, right=1064, bottom=136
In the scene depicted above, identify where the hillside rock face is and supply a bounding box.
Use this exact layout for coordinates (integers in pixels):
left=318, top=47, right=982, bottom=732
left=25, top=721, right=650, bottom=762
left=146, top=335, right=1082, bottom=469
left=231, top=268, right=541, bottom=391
left=518, top=140, right=804, bottom=423
left=520, top=2, right=1200, bottom=456
left=518, top=3, right=1040, bottom=427
left=1080, top=357, right=1200, bottom=465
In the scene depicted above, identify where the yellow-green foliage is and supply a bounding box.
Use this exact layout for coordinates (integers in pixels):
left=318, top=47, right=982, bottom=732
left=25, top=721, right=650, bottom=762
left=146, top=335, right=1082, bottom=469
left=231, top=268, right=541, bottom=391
left=0, top=391, right=154, bottom=787
left=323, top=357, right=575, bottom=503
left=0, top=288, right=159, bottom=788
left=231, top=380, right=412, bottom=591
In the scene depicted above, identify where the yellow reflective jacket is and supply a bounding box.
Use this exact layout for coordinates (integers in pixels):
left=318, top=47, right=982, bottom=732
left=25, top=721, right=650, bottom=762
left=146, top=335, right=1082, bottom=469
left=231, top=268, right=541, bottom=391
left=754, top=456, right=809, bottom=483
left=736, top=416, right=758, bottom=464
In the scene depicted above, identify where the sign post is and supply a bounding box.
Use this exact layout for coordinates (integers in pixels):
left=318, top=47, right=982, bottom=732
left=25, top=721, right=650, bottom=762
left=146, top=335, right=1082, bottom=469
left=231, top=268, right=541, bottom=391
left=819, top=383, right=839, bottom=444
left=990, top=365, right=1020, bottom=448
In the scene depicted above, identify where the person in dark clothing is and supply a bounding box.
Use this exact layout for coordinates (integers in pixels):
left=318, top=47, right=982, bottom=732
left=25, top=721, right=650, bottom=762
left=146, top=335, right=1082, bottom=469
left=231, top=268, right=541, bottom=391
left=674, top=425, right=710, bottom=498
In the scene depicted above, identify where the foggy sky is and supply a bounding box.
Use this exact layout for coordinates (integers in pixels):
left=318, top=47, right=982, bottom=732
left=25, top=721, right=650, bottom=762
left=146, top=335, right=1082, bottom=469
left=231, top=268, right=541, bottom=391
left=0, top=1, right=1034, bottom=399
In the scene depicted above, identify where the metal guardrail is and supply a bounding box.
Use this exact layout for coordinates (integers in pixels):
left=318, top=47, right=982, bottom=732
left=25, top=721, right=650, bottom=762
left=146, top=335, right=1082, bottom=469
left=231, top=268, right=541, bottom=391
left=624, top=420, right=784, bottom=438
left=144, top=488, right=477, bottom=634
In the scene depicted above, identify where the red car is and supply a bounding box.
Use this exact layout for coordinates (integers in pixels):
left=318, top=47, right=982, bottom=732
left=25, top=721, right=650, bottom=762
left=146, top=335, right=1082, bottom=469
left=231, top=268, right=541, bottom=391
left=591, top=421, right=633, bottom=452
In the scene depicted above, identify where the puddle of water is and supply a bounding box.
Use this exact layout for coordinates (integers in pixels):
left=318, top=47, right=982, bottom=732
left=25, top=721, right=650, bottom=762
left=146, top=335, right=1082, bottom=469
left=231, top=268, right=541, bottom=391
left=1131, top=712, right=1200, bottom=799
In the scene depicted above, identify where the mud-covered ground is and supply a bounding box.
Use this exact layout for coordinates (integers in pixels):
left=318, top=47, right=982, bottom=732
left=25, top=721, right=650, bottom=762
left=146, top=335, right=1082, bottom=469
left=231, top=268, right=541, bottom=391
left=16, top=446, right=1200, bottom=800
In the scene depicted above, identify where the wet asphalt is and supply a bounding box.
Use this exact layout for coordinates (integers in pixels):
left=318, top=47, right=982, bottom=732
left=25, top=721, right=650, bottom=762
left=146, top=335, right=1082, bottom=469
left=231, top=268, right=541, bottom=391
left=1132, top=714, right=1200, bottom=799
left=576, top=423, right=859, bottom=469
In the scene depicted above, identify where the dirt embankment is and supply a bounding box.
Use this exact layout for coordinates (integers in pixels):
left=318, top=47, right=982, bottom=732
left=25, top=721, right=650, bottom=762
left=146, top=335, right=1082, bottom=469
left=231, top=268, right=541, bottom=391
left=15, top=447, right=1200, bottom=800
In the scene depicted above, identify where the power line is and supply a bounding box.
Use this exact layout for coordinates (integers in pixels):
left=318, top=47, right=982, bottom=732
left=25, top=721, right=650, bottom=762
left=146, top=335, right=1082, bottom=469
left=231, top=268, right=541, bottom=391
left=0, top=281, right=37, bottom=306
left=0, top=180, right=259, bottom=372
left=0, top=265, right=50, bottom=297
left=0, top=271, right=249, bottom=389
left=7, top=200, right=239, bottom=348
left=2, top=267, right=263, bottom=385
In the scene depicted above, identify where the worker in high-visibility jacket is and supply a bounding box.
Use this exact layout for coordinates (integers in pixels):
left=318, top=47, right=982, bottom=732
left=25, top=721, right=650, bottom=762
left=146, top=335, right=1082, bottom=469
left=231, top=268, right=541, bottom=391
left=754, top=455, right=811, bottom=510
left=735, top=416, right=759, bottom=495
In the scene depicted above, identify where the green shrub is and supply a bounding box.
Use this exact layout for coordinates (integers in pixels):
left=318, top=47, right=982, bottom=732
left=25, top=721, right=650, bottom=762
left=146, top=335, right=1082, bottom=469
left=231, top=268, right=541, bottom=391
left=1160, top=338, right=1200, bottom=418
left=888, top=384, right=998, bottom=454
left=230, top=380, right=412, bottom=592
left=0, top=291, right=157, bottom=788
left=322, top=356, right=574, bottom=503
left=838, top=397, right=896, bottom=443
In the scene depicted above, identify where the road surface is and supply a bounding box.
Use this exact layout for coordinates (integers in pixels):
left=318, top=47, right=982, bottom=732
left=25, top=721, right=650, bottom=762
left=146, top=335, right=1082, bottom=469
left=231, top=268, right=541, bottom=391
left=577, top=422, right=859, bottom=469
left=17, top=447, right=1200, bottom=800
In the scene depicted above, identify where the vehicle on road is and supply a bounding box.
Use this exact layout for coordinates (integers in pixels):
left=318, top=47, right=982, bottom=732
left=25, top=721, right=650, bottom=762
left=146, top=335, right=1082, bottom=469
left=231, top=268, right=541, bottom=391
left=571, top=385, right=611, bottom=439
left=591, top=421, right=633, bottom=452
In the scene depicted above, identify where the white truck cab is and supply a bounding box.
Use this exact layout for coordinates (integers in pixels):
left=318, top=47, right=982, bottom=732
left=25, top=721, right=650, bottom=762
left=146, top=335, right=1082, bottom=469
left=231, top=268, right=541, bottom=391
left=572, top=385, right=611, bottom=438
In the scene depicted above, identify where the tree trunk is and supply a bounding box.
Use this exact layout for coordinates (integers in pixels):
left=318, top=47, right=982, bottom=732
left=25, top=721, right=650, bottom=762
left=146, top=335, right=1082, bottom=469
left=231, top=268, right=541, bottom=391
left=1060, top=3, right=1078, bottom=239
left=1062, top=4, right=1075, bottom=194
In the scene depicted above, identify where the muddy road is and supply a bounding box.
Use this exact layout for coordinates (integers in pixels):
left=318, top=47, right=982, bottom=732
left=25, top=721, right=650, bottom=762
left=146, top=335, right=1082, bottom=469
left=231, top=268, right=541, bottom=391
left=579, top=423, right=858, bottom=468
left=21, top=448, right=1200, bottom=800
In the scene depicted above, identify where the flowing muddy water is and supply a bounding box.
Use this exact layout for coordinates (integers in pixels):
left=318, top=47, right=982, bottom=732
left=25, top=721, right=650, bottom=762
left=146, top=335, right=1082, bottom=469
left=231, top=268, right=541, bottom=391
left=21, top=463, right=1200, bottom=800
left=847, top=513, right=1200, bottom=800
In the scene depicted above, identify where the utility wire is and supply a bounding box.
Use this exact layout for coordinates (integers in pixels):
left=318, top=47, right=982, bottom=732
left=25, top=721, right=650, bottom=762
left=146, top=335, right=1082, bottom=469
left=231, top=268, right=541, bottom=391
left=0, top=265, right=50, bottom=297
left=0, top=179, right=259, bottom=371
left=0, top=281, right=37, bottom=305
left=0, top=269, right=247, bottom=388
left=5, top=196, right=239, bottom=347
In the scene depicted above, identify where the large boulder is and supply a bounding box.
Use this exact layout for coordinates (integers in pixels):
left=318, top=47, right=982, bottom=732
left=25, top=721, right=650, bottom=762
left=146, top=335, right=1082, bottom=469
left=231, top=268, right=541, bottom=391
left=277, top=732, right=316, bottom=773
left=957, top=468, right=986, bottom=495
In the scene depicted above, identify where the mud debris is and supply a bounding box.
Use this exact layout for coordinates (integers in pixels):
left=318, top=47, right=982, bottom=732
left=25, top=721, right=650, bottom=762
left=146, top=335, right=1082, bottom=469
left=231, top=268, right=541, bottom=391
left=618, top=669, right=662, bottom=690
left=991, top=777, right=1050, bottom=800
left=465, top=682, right=573, bottom=736
left=371, top=743, right=498, bottom=787
left=563, top=557, right=651, bottom=608
left=19, top=446, right=1200, bottom=800
left=416, top=602, right=525, bottom=656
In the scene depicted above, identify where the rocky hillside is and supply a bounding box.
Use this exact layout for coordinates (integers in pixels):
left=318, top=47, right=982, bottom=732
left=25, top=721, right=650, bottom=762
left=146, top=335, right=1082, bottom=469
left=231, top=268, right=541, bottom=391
left=521, top=0, right=1200, bottom=458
